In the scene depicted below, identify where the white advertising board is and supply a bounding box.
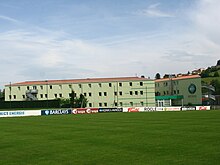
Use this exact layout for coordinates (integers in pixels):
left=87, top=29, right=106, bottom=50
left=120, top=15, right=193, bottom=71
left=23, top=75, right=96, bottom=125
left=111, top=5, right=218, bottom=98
left=163, top=107, right=181, bottom=111
left=0, top=110, right=41, bottom=118
left=196, top=106, right=211, bottom=110
left=123, top=107, right=156, bottom=112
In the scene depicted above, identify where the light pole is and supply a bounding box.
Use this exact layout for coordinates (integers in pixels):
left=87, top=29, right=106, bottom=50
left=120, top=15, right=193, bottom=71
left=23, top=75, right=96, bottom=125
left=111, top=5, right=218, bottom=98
left=9, top=82, right=12, bottom=109
left=145, top=86, right=148, bottom=107
left=45, top=80, right=48, bottom=108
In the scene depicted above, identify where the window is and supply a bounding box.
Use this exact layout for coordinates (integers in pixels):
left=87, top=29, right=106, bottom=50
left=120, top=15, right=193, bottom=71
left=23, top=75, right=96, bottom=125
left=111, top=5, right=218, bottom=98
left=140, top=82, right=143, bottom=86
left=89, top=93, right=92, bottom=97
left=174, top=90, right=176, bottom=94
left=119, top=91, right=122, bottom=95
left=18, top=86, right=21, bottom=90
left=167, top=91, right=169, bottom=95
left=99, top=83, right=102, bottom=87
left=84, top=93, right=87, bottom=97
left=33, top=86, right=37, bottom=89
left=22, top=95, right=25, bottom=99
left=129, top=82, right=132, bottom=86
left=13, top=95, right=16, bottom=99
left=9, top=95, right=12, bottom=99
left=50, top=85, right=52, bottom=89
left=59, top=85, right=62, bottom=89
left=27, top=86, right=30, bottom=90
left=109, top=83, right=112, bottom=87
left=165, top=82, right=168, bottom=86
left=104, top=103, right=107, bottom=107
left=119, top=102, right=123, bottom=106
left=99, top=92, right=102, bottom=96
left=40, top=86, right=43, bottom=90
left=115, top=102, right=118, bottom=106
left=177, top=90, right=180, bottom=94
left=163, top=91, right=166, bottom=95
left=140, top=91, right=144, bottom=95
left=130, top=91, right=133, bottom=95
left=54, top=94, right=57, bottom=98
left=45, top=94, right=48, bottom=98
left=130, top=102, right=133, bottom=106
left=59, top=94, right=62, bottom=97
left=79, top=84, right=81, bottom=88
left=114, top=92, right=117, bottom=96
left=69, top=84, right=72, bottom=88
left=88, top=84, right=91, bottom=88
left=89, top=103, right=92, bottom=107
left=99, top=103, right=102, bottom=107
left=135, top=91, right=138, bottom=95
left=140, top=101, right=144, bottom=106
left=40, top=94, right=43, bottom=98
left=119, top=82, right=122, bottom=87
left=104, top=92, right=107, bottom=96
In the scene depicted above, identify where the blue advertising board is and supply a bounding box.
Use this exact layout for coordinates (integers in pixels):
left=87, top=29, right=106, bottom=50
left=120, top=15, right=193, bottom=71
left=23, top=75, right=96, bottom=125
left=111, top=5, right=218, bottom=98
left=41, top=109, right=72, bottom=115
left=98, top=108, right=123, bottom=113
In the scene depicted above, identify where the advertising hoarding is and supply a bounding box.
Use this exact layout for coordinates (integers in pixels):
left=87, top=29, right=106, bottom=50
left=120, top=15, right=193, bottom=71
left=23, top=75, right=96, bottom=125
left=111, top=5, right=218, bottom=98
left=181, top=106, right=196, bottom=111
left=0, top=110, right=41, bottom=117
left=98, top=108, right=123, bottom=113
left=41, top=109, right=72, bottom=115
left=164, top=107, right=181, bottom=111
left=72, top=108, right=98, bottom=114
left=196, top=106, right=210, bottom=110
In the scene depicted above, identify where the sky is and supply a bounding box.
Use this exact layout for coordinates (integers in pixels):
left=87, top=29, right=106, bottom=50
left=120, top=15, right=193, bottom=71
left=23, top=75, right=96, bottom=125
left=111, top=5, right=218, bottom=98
left=0, top=0, right=219, bottom=88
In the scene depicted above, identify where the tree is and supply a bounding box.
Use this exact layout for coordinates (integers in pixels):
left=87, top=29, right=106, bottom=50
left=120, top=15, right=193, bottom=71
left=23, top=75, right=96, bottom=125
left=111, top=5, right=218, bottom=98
left=69, top=90, right=76, bottom=107
left=58, top=98, right=71, bottom=108
left=78, top=94, right=88, bottom=108
left=217, top=59, right=220, bottom=66
left=155, top=73, right=161, bottom=79
left=69, top=91, right=88, bottom=108
left=58, top=91, right=88, bottom=108
left=210, top=79, right=220, bottom=95
left=214, top=71, right=220, bottom=77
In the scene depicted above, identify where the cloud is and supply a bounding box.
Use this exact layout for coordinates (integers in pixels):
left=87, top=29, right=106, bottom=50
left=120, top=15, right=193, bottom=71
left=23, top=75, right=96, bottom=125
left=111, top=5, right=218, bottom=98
left=136, top=3, right=174, bottom=18
left=164, top=50, right=210, bottom=64
left=192, top=0, right=220, bottom=45
left=0, top=28, right=165, bottom=88
left=0, top=15, right=20, bottom=23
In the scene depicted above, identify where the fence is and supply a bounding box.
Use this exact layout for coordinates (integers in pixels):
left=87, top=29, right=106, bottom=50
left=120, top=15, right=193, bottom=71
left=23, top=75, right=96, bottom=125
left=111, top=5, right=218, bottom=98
left=0, top=100, right=60, bottom=109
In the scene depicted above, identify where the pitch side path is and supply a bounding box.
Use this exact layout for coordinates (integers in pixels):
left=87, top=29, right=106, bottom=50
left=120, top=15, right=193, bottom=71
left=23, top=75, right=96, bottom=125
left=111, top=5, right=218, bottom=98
left=0, top=110, right=220, bottom=165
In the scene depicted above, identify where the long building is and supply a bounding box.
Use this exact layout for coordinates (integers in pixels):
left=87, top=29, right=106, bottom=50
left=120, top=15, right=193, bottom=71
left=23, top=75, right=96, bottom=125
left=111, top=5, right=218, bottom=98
left=5, top=77, right=155, bottom=108
left=155, top=75, right=202, bottom=106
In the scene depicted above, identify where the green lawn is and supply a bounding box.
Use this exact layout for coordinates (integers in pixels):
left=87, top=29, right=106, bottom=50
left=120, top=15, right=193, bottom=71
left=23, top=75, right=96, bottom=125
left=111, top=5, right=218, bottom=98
left=1, top=111, right=220, bottom=165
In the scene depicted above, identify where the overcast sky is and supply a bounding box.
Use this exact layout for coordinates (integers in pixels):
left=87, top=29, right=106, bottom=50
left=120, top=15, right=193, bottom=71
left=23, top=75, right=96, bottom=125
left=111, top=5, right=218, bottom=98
left=0, top=0, right=219, bottom=88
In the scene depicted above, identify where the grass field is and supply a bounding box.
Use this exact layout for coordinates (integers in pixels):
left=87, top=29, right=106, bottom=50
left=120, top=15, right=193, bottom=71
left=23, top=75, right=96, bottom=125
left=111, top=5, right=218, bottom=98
left=1, top=111, right=220, bottom=165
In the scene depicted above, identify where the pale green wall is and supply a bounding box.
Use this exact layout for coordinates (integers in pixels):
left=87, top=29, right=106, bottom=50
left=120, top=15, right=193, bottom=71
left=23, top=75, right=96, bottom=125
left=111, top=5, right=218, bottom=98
left=155, top=77, right=202, bottom=105
left=5, top=79, right=155, bottom=108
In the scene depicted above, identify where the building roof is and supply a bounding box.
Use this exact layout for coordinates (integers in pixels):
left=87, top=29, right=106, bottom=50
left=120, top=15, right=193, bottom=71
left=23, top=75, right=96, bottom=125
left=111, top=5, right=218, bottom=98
left=6, top=77, right=152, bottom=86
left=155, top=75, right=200, bottom=82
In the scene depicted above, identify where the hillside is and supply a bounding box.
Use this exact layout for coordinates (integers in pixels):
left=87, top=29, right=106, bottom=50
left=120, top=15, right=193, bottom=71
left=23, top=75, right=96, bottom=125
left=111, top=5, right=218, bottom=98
left=201, top=62, right=220, bottom=95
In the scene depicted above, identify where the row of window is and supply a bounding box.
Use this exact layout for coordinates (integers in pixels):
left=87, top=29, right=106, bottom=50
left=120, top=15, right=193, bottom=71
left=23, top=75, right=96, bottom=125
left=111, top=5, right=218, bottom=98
left=88, top=101, right=145, bottom=107
left=155, top=90, right=180, bottom=96
left=155, top=81, right=179, bottom=87
left=9, top=90, right=146, bottom=99
left=14, top=82, right=145, bottom=91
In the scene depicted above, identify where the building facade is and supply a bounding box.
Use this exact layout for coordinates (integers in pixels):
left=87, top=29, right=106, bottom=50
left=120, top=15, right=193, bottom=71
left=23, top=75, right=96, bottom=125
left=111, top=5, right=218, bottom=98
left=5, top=77, right=155, bottom=108
left=155, top=75, right=202, bottom=106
